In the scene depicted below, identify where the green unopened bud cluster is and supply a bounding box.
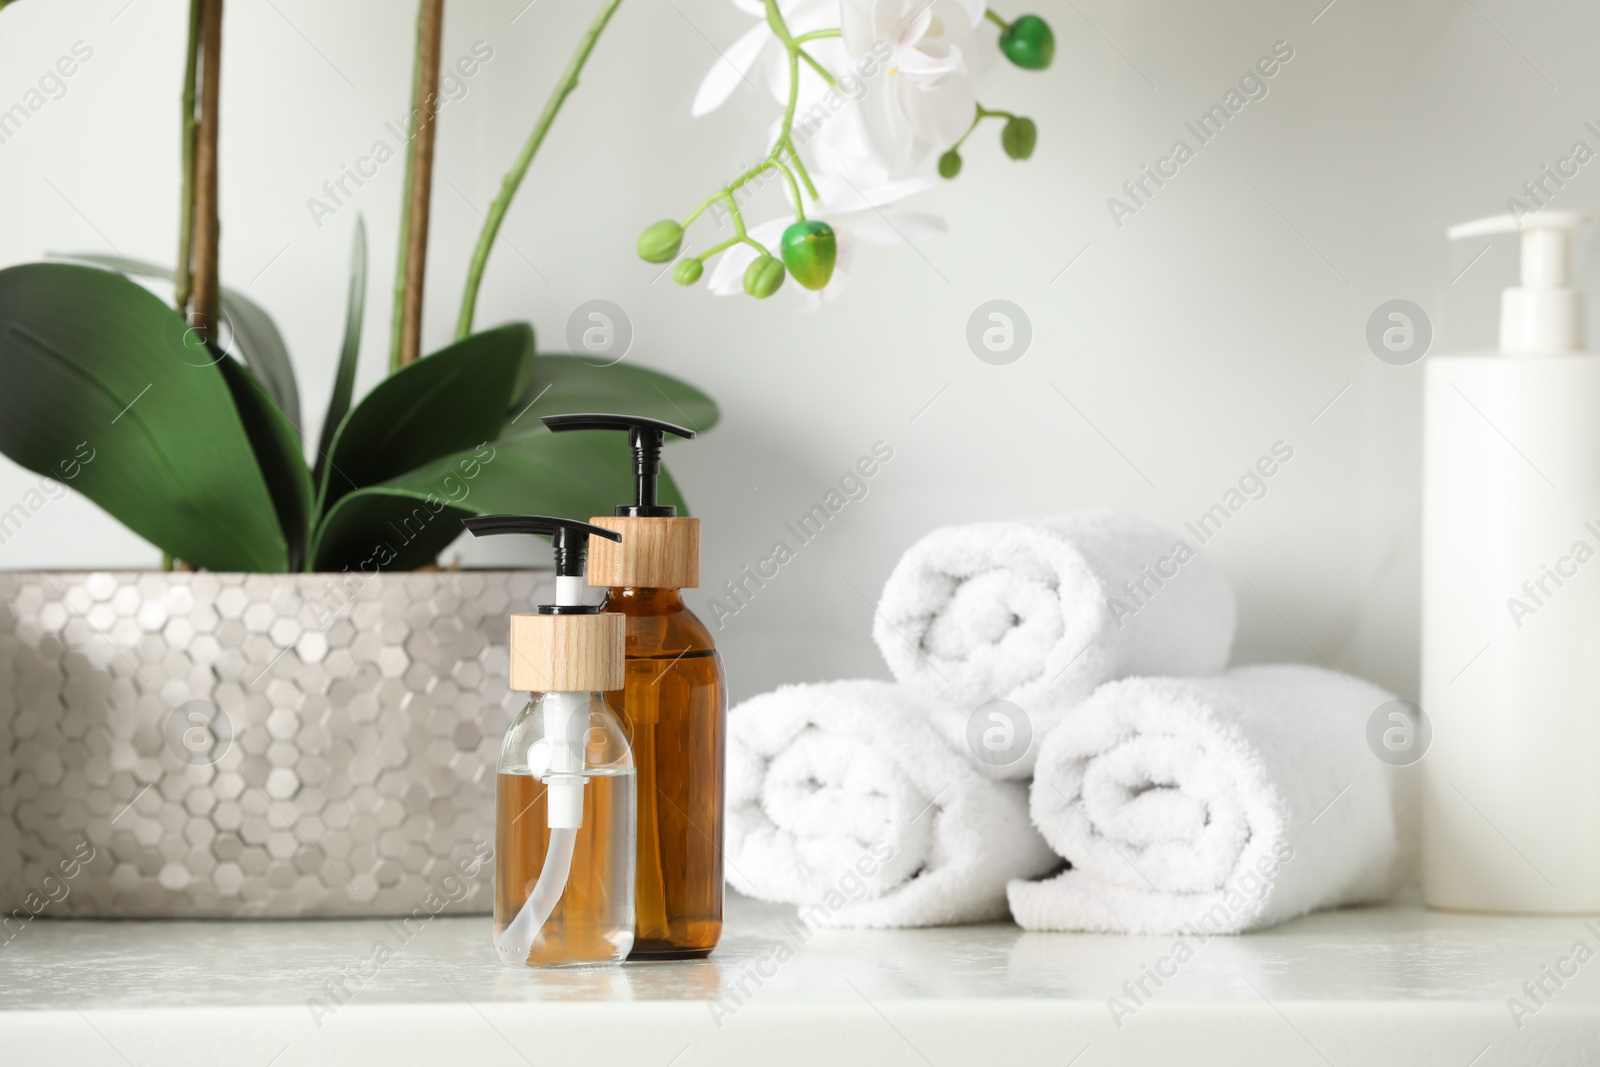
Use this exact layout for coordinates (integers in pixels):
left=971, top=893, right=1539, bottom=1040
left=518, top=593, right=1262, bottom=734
left=781, top=221, right=836, bottom=291
left=1002, top=117, right=1037, bottom=160
left=632, top=6, right=1056, bottom=302
left=937, top=12, right=1051, bottom=182
left=743, top=255, right=785, bottom=299
left=999, top=14, right=1054, bottom=71
left=637, top=220, right=683, bottom=263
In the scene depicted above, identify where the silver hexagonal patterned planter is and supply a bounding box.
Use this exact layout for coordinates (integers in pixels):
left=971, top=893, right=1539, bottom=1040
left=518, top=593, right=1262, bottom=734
left=0, top=569, right=551, bottom=919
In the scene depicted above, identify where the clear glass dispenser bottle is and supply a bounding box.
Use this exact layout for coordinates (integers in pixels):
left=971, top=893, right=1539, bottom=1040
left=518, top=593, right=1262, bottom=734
left=463, top=514, right=636, bottom=966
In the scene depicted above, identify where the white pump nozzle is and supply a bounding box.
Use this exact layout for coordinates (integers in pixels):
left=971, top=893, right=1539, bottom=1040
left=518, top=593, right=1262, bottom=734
left=1448, top=210, right=1593, bottom=354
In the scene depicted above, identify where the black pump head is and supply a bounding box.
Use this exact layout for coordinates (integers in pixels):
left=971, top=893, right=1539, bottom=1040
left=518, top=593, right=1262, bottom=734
left=461, top=515, right=622, bottom=612
left=541, top=413, right=695, bottom=517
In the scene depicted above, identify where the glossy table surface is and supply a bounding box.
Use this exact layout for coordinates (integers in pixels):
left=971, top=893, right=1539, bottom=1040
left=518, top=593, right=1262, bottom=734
left=3, top=889, right=1598, bottom=1066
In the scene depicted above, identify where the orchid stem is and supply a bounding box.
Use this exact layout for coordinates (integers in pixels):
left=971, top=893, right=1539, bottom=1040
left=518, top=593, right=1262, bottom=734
left=774, top=160, right=805, bottom=221
left=455, top=0, right=625, bottom=340
left=189, top=0, right=223, bottom=344
left=389, top=0, right=426, bottom=372
left=785, top=139, right=818, bottom=200
left=174, top=0, right=202, bottom=316
left=953, top=101, right=1013, bottom=152
left=396, top=0, right=445, bottom=370
left=796, top=47, right=835, bottom=85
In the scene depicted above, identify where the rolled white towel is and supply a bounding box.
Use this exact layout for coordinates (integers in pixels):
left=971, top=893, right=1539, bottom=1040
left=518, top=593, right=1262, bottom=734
left=1009, top=665, right=1413, bottom=934
left=873, top=510, right=1236, bottom=777
left=727, top=680, right=1060, bottom=927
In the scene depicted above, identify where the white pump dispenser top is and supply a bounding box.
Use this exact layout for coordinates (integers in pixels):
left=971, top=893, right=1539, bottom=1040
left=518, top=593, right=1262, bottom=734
left=1447, top=210, right=1592, bottom=354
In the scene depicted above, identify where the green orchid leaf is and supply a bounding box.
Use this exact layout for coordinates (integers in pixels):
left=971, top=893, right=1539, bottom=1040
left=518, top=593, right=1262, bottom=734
left=314, top=218, right=367, bottom=490
left=308, top=490, right=471, bottom=574
left=506, top=354, right=720, bottom=435
left=309, top=430, right=690, bottom=571
left=0, top=263, right=287, bottom=570
left=52, top=251, right=302, bottom=431
left=314, top=322, right=529, bottom=519
left=222, top=285, right=302, bottom=435
left=215, top=357, right=313, bottom=571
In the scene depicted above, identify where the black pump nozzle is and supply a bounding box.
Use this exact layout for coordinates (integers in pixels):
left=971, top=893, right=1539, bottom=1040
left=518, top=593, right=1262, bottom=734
left=462, top=515, right=622, bottom=612
left=541, top=413, right=695, bottom=517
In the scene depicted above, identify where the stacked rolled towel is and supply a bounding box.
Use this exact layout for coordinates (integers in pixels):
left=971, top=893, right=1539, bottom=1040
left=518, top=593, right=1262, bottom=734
left=873, top=509, right=1236, bottom=778
left=1009, top=665, right=1413, bottom=934
left=726, top=680, right=1060, bottom=927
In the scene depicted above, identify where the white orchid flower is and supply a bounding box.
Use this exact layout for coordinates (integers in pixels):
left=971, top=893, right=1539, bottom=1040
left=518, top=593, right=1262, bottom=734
left=841, top=0, right=985, bottom=176
left=695, top=0, right=984, bottom=180
left=692, top=0, right=842, bottom=118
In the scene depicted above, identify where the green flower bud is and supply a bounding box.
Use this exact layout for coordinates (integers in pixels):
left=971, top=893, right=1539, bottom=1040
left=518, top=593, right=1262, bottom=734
left=743, top=254, right=786, bottom=299
left=780, top=220, right=838, bottom=291
left=999, top=15, right=1054, bottom=70
left=938, top=150, right=963, bottom=179
left=1001, top=117, right=1038, bottom=160
left=637, top=219, right=684, bottom=264
left=673, top=258, right=704, bottom=286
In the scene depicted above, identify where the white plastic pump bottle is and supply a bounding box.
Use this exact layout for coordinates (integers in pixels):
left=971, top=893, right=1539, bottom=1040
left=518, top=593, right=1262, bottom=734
left=1422, top=210, right=1600, bottom=913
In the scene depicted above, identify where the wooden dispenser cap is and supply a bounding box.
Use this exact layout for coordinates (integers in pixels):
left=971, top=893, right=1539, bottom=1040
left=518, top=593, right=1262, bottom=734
left=585, top=516, right=699, bottom=588
left=508, top=612, right=625, bottom=692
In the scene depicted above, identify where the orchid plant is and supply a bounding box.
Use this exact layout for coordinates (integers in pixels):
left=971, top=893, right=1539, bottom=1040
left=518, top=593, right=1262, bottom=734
left=0, top=0, right=717, bottom=574
left=635, top=0, right=1055, bottom=302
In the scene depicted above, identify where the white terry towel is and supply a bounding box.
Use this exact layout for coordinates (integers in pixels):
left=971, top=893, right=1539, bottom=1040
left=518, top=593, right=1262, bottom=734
left=1009, top=665, right=1413, bottom=935
left=873, top=510, right=1236, bottom=777
left=727, top=680, right=1060, bottom=927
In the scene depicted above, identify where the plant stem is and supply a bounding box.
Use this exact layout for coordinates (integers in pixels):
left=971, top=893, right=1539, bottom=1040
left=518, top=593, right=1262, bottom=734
left=952, top=101, right=1014, bottom=152
left=985, top=8, right=1010, bottom=32
left=671, top=0, right=820, bottom=262
left=785, top=137, right=818, bottom=199
left=796, top=48, right=835, bottom=86
left=396, top=0, right=444, bottom=368
left=774, top=160, right=804, bottom=220
left=190, top=0, right=223, bottom=343
left=174, top=0, right=202, bottom=316
left=389, top=2, right=426, bottom=373
left=455, top=0, right=625, bottom=341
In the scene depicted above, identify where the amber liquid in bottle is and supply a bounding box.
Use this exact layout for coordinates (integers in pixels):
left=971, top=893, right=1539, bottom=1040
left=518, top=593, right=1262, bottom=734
left=601, top=586, right=727, bottom=959
left=495, top=769, right=636, bottom=966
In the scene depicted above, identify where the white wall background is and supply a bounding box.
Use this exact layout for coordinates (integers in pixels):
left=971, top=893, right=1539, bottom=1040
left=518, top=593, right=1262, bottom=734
left=2, top=0, right=1597, bottom=704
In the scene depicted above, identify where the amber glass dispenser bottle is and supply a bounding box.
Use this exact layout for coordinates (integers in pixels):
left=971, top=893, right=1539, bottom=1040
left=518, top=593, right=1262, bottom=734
left=543, top=414, right=726, bottom=959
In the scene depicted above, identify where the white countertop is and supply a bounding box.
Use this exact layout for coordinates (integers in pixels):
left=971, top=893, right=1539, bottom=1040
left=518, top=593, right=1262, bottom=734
left=3, top=890, right=1597, bottom=1066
